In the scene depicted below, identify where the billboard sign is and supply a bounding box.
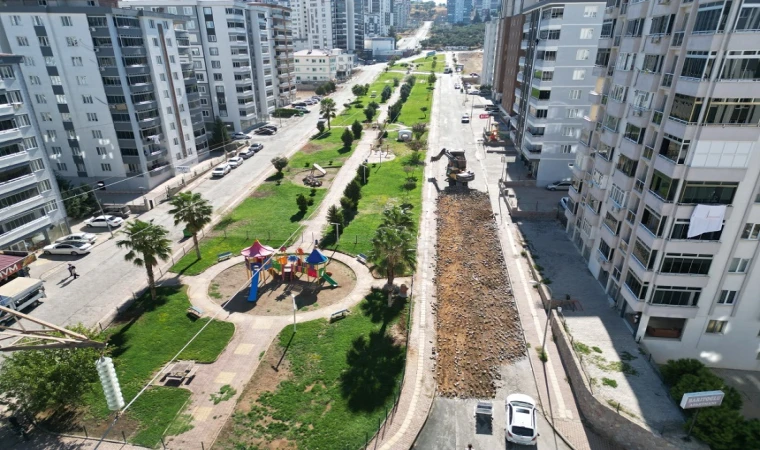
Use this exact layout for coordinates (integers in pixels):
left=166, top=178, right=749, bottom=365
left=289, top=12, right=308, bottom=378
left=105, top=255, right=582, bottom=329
left=680, top=390, right=724, bottom=409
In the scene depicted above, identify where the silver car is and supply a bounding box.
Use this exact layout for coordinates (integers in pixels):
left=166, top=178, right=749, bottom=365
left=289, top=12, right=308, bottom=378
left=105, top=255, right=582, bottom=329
left=43, top=242, right=93, bottom=256
left=546, top=180, right=573, bottom=191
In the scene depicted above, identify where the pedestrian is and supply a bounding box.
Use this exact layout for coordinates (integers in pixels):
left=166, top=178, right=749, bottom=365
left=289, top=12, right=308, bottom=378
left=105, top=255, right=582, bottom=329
left=68, top=263, right=78, bottom=279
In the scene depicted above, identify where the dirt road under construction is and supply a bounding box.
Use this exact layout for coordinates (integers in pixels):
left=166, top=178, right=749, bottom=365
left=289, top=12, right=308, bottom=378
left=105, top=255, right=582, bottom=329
left=433, top=190, right=526, bottom=398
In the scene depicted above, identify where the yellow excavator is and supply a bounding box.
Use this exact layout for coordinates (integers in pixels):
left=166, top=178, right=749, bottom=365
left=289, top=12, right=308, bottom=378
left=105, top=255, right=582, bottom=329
left=431, top=148, right=475, bottom=187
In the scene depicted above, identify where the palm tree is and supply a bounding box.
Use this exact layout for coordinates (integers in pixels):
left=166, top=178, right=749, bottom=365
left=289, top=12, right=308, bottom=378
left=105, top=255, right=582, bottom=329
left=117, top=220, right=172, bottom=302
left=168, top=191, right=213, bottom=260
left=380, top=204, right=415, bottom=230
left=369, top=227, right=416, bottom=304
left=320, top=98, right=337, bottom=129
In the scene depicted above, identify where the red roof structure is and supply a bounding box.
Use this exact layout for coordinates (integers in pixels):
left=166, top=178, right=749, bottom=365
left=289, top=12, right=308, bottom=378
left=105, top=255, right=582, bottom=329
left=0, top=254, right=26, bottom=282
left=240, top=240, right=275, bottom=258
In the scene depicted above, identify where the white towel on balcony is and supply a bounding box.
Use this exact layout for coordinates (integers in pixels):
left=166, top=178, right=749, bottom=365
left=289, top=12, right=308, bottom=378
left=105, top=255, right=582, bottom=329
left=688, top=204, right=726, bottom=238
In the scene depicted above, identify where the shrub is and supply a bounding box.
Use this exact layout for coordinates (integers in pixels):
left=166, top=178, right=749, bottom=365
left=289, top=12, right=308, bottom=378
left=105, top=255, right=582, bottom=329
left=661, top=358, right=705, bottom=386
left=273, top=108, right=302, bottom=118
left=316, top=120, right=326, bottom=134
left=343, top=179, right=362, bottom=203
left=341, top=128, right=354, bottom=148
left=340, top=196, right=355, bottom=212
left=351, top=120, right=363, bottom=139
left=296, top=194, right=308, bottom=213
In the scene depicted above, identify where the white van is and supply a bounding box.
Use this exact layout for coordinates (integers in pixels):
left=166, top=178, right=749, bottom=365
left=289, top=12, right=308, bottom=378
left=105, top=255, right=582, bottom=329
left=0, top=277, right=45, bottom=323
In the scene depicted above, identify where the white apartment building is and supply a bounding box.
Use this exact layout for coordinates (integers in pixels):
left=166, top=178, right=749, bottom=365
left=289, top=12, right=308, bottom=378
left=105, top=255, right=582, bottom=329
left=393, top=0, right=411, bottom=30
left=510, top=1, right=605, bottom=186
left=0, top=4, right=203, bottom=192
left=293, top=48, right=354, bottom=83
left=567, top=0, right=760, bottom=370
left=482, top=19, right=501, bottom=86
left=365, top=0, right=393, bottom=36
left=0, top=54, right=68, bottom=250
left=288, top=0, right=364, bottom=53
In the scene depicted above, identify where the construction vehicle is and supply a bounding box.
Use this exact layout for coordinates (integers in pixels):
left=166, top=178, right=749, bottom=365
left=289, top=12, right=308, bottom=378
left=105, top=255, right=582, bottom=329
left=431, top=148, right=475, bottom=187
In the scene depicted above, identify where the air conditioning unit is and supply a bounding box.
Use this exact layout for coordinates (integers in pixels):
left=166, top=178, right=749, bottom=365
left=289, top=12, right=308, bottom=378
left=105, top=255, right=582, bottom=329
left=90, top=27, right=97, bottom=32
left=651, top=36, right=661, bottom=43
left=99, top=66, right=106, bottom=72
left=94, top=48, right=100, bottom=53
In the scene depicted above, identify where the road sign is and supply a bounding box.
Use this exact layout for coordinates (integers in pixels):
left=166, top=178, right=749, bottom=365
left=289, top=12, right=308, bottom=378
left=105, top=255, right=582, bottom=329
left=479, top=114, right=490, bottom=119
left=680, top=390, right=724, bottom=409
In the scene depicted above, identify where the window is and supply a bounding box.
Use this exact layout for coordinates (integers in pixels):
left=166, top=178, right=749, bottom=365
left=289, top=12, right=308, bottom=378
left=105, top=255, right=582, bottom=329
left=28, top=75, right=41, bottom=85
left=568, top=90, right=581, bottom=100
left=694, top=1, right=732, bottom=34
left=211, top=60, right=221, bottom=69
left=567, top=108, right=584, bottom=119
left=209, top=47, right=219, bottom=56
left=624, top=271, right=649, bottom=300
left=572, top=70, right=586, bottom=80
left=66, top=37, right=78, bottom=47
left=670, top=219, right=723, bottom=241
left=651, top=286, right=701, bottom=307
left=23, top=137, right=38, bottom=150
left=35, top=94, right=46, bottom=104
left=584, top=6, right=598, bottom=17
left=10, top=15, right=22, bottom=26
left=82, top=95, right=93, bottom=104
left=718, top=290, right=737, bottom=305
left=71, top=56, right=84, bottom=67
left=679, top=181, right=737, bottom=205
left=61, top=16, right=73, bottom=26
left=632, top=238, right=658, bottom=270
left=616, top=154, right=638, bottom=177
left=23, top=56, right=34, bottom=67
left=87, top=112, right=98, bottom=122
left=561, top=126, right=578, bottom=137
left=32, top=16, right=43, bottom=26
left=101, top=163, right=112, bottom=171
left=214, top=73, right=223, bottom=81
left=736, top=2, right=760, bottom=31
left=625, top=18, right=645, bottom=37
left=40, top=113, right=52, bottom=122
left=539, top=29, right=561, bottom=40
left=651, top=14, right=675, bottom=35
left=705, top=320, right=727, bottom=334
left=92, top=130, right=103, bottom=139
left=623, top=123, right=645, bottom=144
left=642, top=54, right=664, bottom=74
left=184, top=7, right=193, bottom=15
left=38, top=36, right=49, bottom=47
left=728, top=258, right=751, bottom=273
left=55, top=94, right=66, bottom=104
left=160, top=73, right=167, bottom=81
left=49, top=76, right=61, bottom=85
left=599, top=239, right=614, bottom=261
left=649, top=170, right=678, bottom=201
left=576, top=49, right=590, bottom=61
left=30, top=160, right=45, bottom=172
left=202, top=110, right=210, bottom=117
left=742, top=223, right=760, bottom=240
left=56, top=162, right=67, bottom=171
left=152, top=37, right=159, bottom=46
left=16, top=36, right=29, bottom=46
left=16, top=115, right=30, bottom=127
left=660, top=253, right=713, bottom=275
left=95, top=147, right=106, bottom=156
left=580, top=28, right=594, bottom=39
left=76, top=76, right=87, bottom=86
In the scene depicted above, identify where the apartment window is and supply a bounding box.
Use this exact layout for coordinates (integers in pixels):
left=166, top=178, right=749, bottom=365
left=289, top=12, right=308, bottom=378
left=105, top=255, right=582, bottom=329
left=742, top=223, right=760, bottom=239
left=703, top=97, right=760, bottom=126
left=651, top=286, right=701, bottom=307
left=159, top=73, right=167, bottom=82
left=576, top=49, right=590, bottom=61
left=718, top=290, right=737, bottom=305
left=561, top=126, right=578, bottom=137
left=66, top=37, right=78, bottom=47
left=616, top=53, right=636, bottom=71
left=23, top=137, right=38, bottom=150
left=625, top=18, right=645, bottom=37
left=539, top=30, right=561, bottom=40
left=214, top=73, right=223, bottom=81
left=736, top=2, right=760, bottom=31
left=164, top=90, right=170, bottom=98
left=603, top=212, right=620, bottom=235
left=616, top=154, right=638, bottom=177
left=173, top=72, right=179, bottom=80
left=101, top=163, right=112, bottom=172
left=601, top=20, right=615, bottom=38
left=705, top=320, right=727, bottom=334
left=728, top=258, right=751, bottom=273
left=670, top=219, right=723, bottom=241
left=61, top=16, right=73, bottom=26
left=604, top=114, right=621, bottom=131
left=211, top=60, right=222, bottom=69
left=599, top=239, right=614, bottom=261
left=56, top=162, right=67, bottom=171
left=92, top=130, right=103, bottom=139
left=82, top=95, right=93, bottom=104
left=170, top=55, right=176, bottom=64
left=28, top=75, right=41, bottom=85
left=94, top=147, right=106, bottom=156
left=40, top=113, right=52, bottom=122
left=87, top=113, right=98, bottom=122
left=661, top=253, right=713, bottom=275
left=184, top=7, right=193, bottom=15
left=639, top=207, right=666, bottom=237
left=569, top=90, right=581, bottom=100
left=632, top=90, right=653, bottom=110
left=584, top=6, right=598, bottom=17
left=580, top=28, right=594, bottom=39
left=10, top=16, right=22, bottom=26
left=49, top=76, right=61, bottom=85
left=30, top=160, right=45, bottom=172
left=16, top=115, right=30, bottom=127
left=55, top=94, right=67, bottom=104
left=720, top=56, right=760, bottom=80
left=76, top=76, right=87, bottom=86
left=16, top=36, right=29, bottom=47
left=572, top=70, right=586, bottom=80
left=38, top=36, right=50, bottom=47
left=679, top=181, right=737, bottom=205
left=651, top=14, right=675, bottom=35
left=632, top=238, right=657, bottom=270
left=23, top=56, right=34, bottom=67
left=694, top=1, right=732, bottom=34
left=32, top=16, right=43, bottom=26
left=35, top=94, right=46, bottom=104
left=208, top=35, right=217, bottom=42
left=209, top=47, right=219, bottom=56
left=71, top=56, right=83, bottom=67
left=642, top=55, right=664, bottom=74
left=152, top=37, right=159, bottom=47
left=624, top=271, right=649, bottom=300
left=560, top=145, right=574, bottom=153
left=202, top=110, right=210, bottom=117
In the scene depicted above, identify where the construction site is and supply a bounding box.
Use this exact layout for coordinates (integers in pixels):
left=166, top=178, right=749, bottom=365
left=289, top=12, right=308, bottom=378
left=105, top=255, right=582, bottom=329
left=433, top=190, right=526, bottom=398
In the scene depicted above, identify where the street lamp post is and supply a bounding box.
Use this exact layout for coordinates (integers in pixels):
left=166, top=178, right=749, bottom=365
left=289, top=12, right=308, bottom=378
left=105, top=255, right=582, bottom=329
left=542, top=304, right=562, bottom=358
left=330, top=222, right=340, bottom=243
left=93, top=195, right=114, bottom=239
left=290, top=293, right=297, bottom=333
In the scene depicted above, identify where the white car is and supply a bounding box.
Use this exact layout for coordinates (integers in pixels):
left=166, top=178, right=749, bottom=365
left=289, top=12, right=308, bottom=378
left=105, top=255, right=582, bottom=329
left=43, top=241, right=93, bottom=256
left=506, top=394, right=539, bottom=446
left=461, top=113, right=470, bottom=123
left=56, top=232, right=97, bottom=244
left=546, top=180, right=573, bottom=191
left=212, top=163, right=231, bottom=178
left=84, top=215, right=124, bottom=228
left=468, top=89, right=481, bottom=95
left=231, top=132, right=249, bottom=140
left=249, top=143, right=264, bottom=152
left=295, top=106, right=311, bottom=113
left=228, top=156, right=244, bottom=168
left=454, top=83, right=461, bottom=89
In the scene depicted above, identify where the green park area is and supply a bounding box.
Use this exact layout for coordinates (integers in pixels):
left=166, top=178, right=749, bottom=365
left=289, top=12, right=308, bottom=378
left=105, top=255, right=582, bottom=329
left=216, top=289, right=408, bottom=449
left=411, top=54, right=445, bottom=73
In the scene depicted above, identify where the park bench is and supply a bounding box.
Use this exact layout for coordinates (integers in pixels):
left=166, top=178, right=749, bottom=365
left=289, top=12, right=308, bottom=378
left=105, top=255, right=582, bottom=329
left=217, top=251, right=233, bottom=262
left=356, top=253, right=368, bottom=265
left=330, top=309, right=350, bottom=322
left=186, top=306, right=204, bottom=319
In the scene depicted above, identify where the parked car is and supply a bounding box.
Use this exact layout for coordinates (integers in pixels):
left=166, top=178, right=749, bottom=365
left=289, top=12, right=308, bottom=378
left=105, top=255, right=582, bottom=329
left=254, top=127, right=276, bottom=135
left=261, top=124, right=278, bottom=132
left=468, top=89, right=481, bottom=95
left=370, top=91, right=378, bottom=98
left=101, top=204, right=131, bottom=218
left=461, top=113, right=470, bottom=123
left=43, top=242, right=92, bottom=256
left=506, top=394, right=539, bottom=446
left=559, top=197, right=569, bottom=210
left=228, top=156, right=244, bottom=168
left=470, top=72, right=480, bottom=77
left=84, top=215, right=124, bottom=228
left=294, top=106, right=311, bottom=113
left=238, top=148, right=255, bottom=159
left=56, top=232, right=97, bottom=244
left=292, top=102, right=307, bottom=107
left=211, top=163, right=232, bottom=178
left=311, top=95, right=323, bottom=101
left=231, top=132, right=249, bottom=141
left=546, top=180, right=573, bottom=191
left=454, top=83, right=461, bottom=89
left=249, top=143, right=264, bottom=152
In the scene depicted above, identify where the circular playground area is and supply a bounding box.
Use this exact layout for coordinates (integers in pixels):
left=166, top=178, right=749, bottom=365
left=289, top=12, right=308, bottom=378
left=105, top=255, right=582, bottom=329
left=208, top=243, right=357, bottom=316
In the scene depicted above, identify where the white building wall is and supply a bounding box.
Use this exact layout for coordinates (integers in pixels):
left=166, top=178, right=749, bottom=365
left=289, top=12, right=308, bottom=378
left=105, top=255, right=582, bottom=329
left=482, top=19, right=500, bottom=86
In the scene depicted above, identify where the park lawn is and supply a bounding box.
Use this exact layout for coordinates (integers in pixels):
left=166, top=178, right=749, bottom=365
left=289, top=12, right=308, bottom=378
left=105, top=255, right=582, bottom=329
left=220, top=290, right=407, bottom=450
left=83, top=286, right=235, bottom=447
left=289, top=129, right=356, bottom=169
left=170, top=181, right=326, bottom=275
left=396, top=82, right=435, bottom=129
left=412, top=55, right=445, bottom=73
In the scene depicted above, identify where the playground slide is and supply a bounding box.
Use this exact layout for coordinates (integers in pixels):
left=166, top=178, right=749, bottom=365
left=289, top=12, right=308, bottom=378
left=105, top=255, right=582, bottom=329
left=313, top=163, right=327, bottom=176
left=248, top=270, right=259, bottom=302
left=321, top=273, right=339, bottom=287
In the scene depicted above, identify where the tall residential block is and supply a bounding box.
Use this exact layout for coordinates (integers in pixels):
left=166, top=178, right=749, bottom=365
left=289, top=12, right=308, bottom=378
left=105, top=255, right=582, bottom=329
left=565, top=0, right=760, bottom=370
left=510, top=1, right=605, bottom=186
left=447, top=0, right=473, bottom=24
left=0, top=55, right=68, bottom=250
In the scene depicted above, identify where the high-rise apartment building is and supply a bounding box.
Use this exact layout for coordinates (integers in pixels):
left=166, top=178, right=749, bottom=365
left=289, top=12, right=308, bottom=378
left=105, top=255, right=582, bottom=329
left=288, top=0, right=363, bottom=52
left=561, top=0, right=760, bottom=370
left=510, top=1, right=604, bottom=185
left=393, top=0, right=411, bottom=31
left=365, top=0, right=393, bottom=36
left=0, top=4, right=203, bottom=191
left=447, top=0, right=473, bottom=24
left=332, top=0, right=365, bottom=52
left=0, top=55, right=68, bottom=250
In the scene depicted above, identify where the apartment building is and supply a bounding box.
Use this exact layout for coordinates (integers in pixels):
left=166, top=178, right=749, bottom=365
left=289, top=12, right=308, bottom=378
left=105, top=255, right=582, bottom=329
left=287, top=0, right=363, bottom=53
left=492, top=12, right=524, bottom=116
left=293, top=48, right=354, bottom=83
left=332, top=0, right=364, bottom=52
left=482, top=19, right=501, bottom=86
left=510, top=1, right=604, bottom=186
left=365, top=0, right=393, bottom=36
left=0, top=55, right=68, bottom=251
left=447, top=0, right=473, bottom=24
left=0, top=4, right=203, bottom=192
left=393, top=0, right=411, bottom=31
left=566, top=0, right=760, bottom=370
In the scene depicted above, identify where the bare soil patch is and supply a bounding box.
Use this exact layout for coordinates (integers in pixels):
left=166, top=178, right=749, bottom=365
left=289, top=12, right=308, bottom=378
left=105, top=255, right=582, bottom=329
left=458, top=51, right=483, bottom=76
left=285, top=167, right=340, bottom=189
left=209, top=260, right=357, bottom=315
left=434, top=190, right=526, bottom=398
left=250, top=189, right=274, bottom=199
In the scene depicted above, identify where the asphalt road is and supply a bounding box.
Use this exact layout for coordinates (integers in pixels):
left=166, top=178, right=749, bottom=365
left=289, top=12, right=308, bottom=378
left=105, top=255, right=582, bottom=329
left=20, top=64, right=386, bottom=332
left=414, top=52, right=571, bottom=450
left=397, top=21, right=432, bottom=51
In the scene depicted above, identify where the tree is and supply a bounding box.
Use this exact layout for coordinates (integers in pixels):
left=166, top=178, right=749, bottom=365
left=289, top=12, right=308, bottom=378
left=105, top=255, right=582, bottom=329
left=55, top=175, right=99, bottom=220
left=473, top=10, right=482, bottom=23
left=116, top=220, right=171, bottom=302
left=0, top=324, right=102, bottom=415
left=388, top=100, right=403, bottom=122
left=344, top=179, right=362, bottom=203
left=369, top=225, right=416, bottom=295
left=400, top=84, right=412, bottom=102
left=368, top=101, right=380, bottom=110
left=357, top=164, right=370, bottom=184
left=407, top=140, right=427, bottom=152
left=320, top=98, right=337, bottom=129
left=420, top=106, right=429, bottom=118
left=271, top=156, right=289, bottom=174
left=405, top=75, right=417, bottom=86
left=393, top=77, right=400, bottom=87
left=326, top=204, right=344, bottom=227
left=364, top=106, right=376, bottom=123
left=409, top=148, right=424, bottom=164
left=381, top=85, right=392, bottom=103
left=428, top=72, right=437, bottom=85
left=211, top=117, right=230, bottom=148
left=412, top=123, right=427, bottom=140
left=341, top=127, right=355, bottom=148
left=431, top=58, right=437, bottom=69
left=351, top=120, right=363, bottom=139
left=315, top=85, right=326, bottom=96
left=296, top=193, right=309, bottom=213
left=352, top=84, right=366, bottom=96
left=317, top=120, right=326, bottom=135
left=168, top=191, right=213, bottom=260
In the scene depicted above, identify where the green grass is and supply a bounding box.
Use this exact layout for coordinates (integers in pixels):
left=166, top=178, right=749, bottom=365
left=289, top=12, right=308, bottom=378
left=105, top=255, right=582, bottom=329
left=170, top=181, right=326, bottom=275
left=332, top=72, right=401, bottom=126
left=84, top=286, right=234, bottom=447
left=411, top=55, right=445, bottom=73
left=602, top=377, right=618, bottom=388
left=288, top=130, right=356, bottom=169
left=223, top=290, right=407, bottom=449
left=396, top=82, right=434, bottom=127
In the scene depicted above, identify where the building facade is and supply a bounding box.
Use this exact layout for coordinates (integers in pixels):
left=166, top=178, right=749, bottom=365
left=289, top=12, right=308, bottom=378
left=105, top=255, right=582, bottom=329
left=332, top=0, right=364, bottom=52
left=563, top=0, right=760, bottom=370
left=510, top=1, right=604, bottom=186
left=293, top=48, right=354, bottom=83
left=0, top=55, right=68, bottom=251
left=482, top=19, right=501, bottom=86
left=392, top=0, right=411, bottom=30
left=364, top=0, right=393, bottom=36
left=447, top=0, right=472, bottom=24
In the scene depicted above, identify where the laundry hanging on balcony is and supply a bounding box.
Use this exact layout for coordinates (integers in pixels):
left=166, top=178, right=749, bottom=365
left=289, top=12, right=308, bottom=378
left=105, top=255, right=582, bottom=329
left=687, top=204, right=726, bottom=238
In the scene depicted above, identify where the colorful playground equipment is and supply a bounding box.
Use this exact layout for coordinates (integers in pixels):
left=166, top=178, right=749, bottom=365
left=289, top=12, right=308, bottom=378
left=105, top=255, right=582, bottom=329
left=240, top=240, right=339, bottom=303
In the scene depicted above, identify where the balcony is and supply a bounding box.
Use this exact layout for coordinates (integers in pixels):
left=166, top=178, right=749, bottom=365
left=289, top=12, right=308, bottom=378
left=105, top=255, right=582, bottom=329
left=0, top=127, right=22, bottom=143
left=613, top=167, right=635, bottom=191
left=148, top=164, right=171, bottom=177
left=0, top=172, right=36, bottom=197
left=618, top=138, right=642, bottom=160
left=589, top=91, right=608, bottom=105
left=0, top=103, right=17, bottom=118
left=523, top=144, right=542, bottom=155
left=594, top=152, right=614, bottom=174
left=518, top=56, right=525, bottom=67
left=0, top=193, right=45, bottom=221
left=620, top=282, right=646, bottom=312
left=644, top=189, right=675, bottom=216
left=0, top=214, right=50, bottom=245
left=144, top=146, right=167, bottom=161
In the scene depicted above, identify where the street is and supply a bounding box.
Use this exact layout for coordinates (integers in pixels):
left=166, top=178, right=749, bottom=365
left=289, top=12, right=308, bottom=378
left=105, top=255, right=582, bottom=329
left=20, top=64, right=385, bottom=332
left=397, top=21, right=432, bottom=51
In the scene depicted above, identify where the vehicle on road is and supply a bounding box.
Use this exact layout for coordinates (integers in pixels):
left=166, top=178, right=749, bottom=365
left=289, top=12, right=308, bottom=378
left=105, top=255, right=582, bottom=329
left=101, top=204, right=131, bottom=218
left=303, top=99, right=317, bottom=105
left=211, top=163, right=232, bottom=178
left=470, top=72, right=480, bottom=77
left=84, top=215, right=124, bottom=228
left=294, top=106, right=311, bottom=113
left=454, top=83, right=461, bottom=89
left=0, top=277, right=45, bottom=324
left=506, top=394, right=539, bottom=446
left=468, top=89, right=481, bottom=95
left=370, top=91, right=377, bottom=98
left=461, top=113, right=470, bottom=123
left=254, top=127, right=276, bottom=135
left=249, top=142, right=264, bottom=152
left=546, top=180, right=573, bottom=191
left=56, top=232, right=97, bottom=244
left=311, top=95, right=323, bottom=101
left=228, top=156, right=244, bottom=168
left=231, top=132, right=249, bottom=140
left=43, top=242, right=93, bottom=256
left=261, top=124, right=278, bottom=132
left=559, top=197, right=569, bottom=210
left=431, top=148, right=475, bottom=187
left=238, top=147, right=255, bottom=159
left=292, top=102, right=307, bottom=107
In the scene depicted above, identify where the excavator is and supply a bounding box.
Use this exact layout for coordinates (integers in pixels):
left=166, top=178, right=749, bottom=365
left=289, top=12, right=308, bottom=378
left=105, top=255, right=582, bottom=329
left=431, top=148, right=475, bottom=187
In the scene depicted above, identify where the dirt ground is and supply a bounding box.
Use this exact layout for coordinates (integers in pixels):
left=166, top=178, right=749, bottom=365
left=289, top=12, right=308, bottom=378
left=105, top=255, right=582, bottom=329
left=434, top=190, right=526, bottom=398
left=285, top=167, right=340, bottom=189
left=457, top=51, right=483, bottom=76
left=209, top=260, right=356, bottom=315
